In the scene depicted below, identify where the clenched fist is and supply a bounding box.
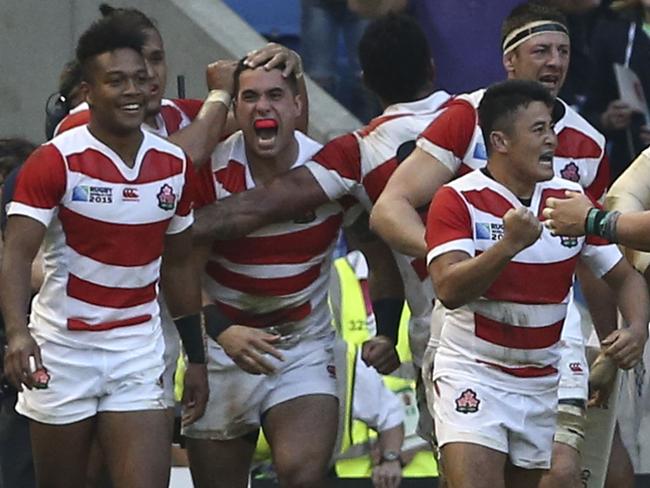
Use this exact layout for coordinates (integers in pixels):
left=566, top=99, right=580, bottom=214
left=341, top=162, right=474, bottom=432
left=502, top=207, right=542, bottom=255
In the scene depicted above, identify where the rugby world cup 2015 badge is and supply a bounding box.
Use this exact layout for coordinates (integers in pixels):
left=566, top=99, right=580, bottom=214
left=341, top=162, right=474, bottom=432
left=157, top=184, right=176, bottom=210
left=455, top=388, right=480, bottom=414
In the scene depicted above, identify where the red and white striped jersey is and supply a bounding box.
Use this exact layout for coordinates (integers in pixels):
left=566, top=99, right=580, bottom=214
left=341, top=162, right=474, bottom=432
left=194, top=131, right=342, bottom=338
left=425, top=170, right=621, bottom=392
left=417, top=89, right=610, bottom=202
left=8, top=126, right=194, bottom=350
left=54, top=98, right=203, bottom=138
left=305, top=92, right=452, bottom=339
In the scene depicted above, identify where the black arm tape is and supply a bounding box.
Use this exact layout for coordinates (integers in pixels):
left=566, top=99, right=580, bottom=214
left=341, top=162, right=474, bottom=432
left=174, top=313, right=206, bottom=364
left=372, top=298, right=403, bottom=344
left=202, top=304, right=234, bottom=342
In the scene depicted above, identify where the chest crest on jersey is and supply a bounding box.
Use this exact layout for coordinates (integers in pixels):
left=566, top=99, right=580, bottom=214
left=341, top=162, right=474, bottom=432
left=557, top=235, right=579, bottom=248
left=157, top=184, right=176, bottom=211
left=560, top=162, right=580, bottom=182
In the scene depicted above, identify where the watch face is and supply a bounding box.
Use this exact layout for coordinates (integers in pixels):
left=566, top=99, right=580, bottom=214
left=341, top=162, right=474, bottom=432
left=382, top=451, right=400, bottom=462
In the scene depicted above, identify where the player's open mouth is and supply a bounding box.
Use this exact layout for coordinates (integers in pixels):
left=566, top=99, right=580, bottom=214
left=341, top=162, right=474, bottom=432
left=539, top=74, right=559, bottom=88
left=121, top=103, right=142, bottom=113
left=254, top=119, right=279, bottom=145
left=539, top=151, right=554, bottom=167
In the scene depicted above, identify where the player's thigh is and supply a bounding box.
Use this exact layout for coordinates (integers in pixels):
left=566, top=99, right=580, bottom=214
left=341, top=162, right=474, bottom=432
left=263, top=394, right=338, bottom=481
left=504, top=462, right=545, bottom=488
left=440, top=442, right=507, bottom=488
left=96, top=409, right=171, bottom=488
left=605, top=424, right=635, bottom=488
left=29, top=417, right=96, bottom=488
left=186, top=432, right=258, bottom=488
left=537, top=441, right=580, bottom=488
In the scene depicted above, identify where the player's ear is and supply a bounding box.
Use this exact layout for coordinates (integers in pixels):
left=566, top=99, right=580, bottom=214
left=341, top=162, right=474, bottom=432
left=503, top=51, right=516, bottom=77
left=490, top=130, right=509, bottom=154
left=80, top=81, right=92, bottom=107
left=293, top=93, right=302, bottom=117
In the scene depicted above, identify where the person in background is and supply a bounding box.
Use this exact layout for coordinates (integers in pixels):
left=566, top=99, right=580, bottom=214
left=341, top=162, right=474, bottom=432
left=0, top=137, right=37, bottom=488
left=427, top=79, right=647, bottom=488
left=1, top=15, right=207, bottom=487
left=582, top=0, right=650, bottom=180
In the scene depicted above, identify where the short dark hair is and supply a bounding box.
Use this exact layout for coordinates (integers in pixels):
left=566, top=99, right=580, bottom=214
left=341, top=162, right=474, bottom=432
left=232, top=58, right=298, bottom=99
left=478, top=79, right=554, bottom=155
left=99, top=3, right=158, bottom=33
left=0, top=138, right=36, bottom=180
left=76, top=14, right=146, bottom=82
left=58, top=60, right=83, bottom=100
left=501, top=1, right=568, bottom=46
left=358, top=13, right=433, bottom=104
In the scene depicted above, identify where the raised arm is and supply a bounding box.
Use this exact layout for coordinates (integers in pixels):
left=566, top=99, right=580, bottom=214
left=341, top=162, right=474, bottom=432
left=244, top=43, right=308, bottom=133
left=168, top=61, right=236, bottom=166
left=606, top=149, right=650, bottom=274
left=430, top=207, right=542, bottom=309
left=545, top=190, right=650, bottom=251
left=370, top=147, right=454, bottom=258
left=193, top=166, right=329, bottom=242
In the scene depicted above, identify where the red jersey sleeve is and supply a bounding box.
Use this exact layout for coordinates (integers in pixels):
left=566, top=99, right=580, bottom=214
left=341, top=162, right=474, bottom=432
left=425, top=186, right=473, bottom=265
left=417, top=99, right=477, bottom=163
left=304, top=133, right=362, bottom=200
left=191, top=160, right=218, bottom=209
left=586, top=153, right=610, bottom=203
left=171, top=98, right=203, bottom=121
left=54, top=110, right=90, bottom=137
left=176, top=155, right=195, bottom=218
left=9, top=144, right=67, bottom=226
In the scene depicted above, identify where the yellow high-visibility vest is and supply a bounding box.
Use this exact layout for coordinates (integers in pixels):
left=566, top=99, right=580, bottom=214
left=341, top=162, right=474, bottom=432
left=332, top=255, right=438, bottom=478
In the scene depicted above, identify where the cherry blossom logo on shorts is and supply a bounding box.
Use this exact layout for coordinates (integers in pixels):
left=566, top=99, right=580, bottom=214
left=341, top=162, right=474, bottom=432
left=157, top=184, right=176, bottom=211
left=32, top=367, right=50, bottom=389
left=455, top=388, right=480, bottom=414
left=560, top=162, right=580, bottom=182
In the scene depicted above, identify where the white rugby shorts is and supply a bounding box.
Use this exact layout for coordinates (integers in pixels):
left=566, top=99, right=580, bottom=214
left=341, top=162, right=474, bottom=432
left=17, top=333, right=166, bottom=424
left=183, top=331, right=337, bottom=440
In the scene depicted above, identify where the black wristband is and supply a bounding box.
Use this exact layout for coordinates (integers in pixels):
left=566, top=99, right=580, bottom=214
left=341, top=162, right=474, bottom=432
left=202, top=304, right=234, bottom=341
left=372, top=298, right=403, bottom=344
left=174, top=313, right=206, bottom=364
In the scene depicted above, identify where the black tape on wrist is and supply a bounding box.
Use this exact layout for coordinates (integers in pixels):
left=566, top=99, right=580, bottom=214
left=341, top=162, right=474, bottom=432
left=202, top=304, right=234, bottom=341
left=174, top=313, right=206, bottom=364
left=372, top=298, right=403, bottom=344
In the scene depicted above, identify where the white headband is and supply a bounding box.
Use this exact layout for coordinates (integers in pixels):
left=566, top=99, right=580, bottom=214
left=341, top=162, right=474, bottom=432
left=502, top=20, right=569, bottom=55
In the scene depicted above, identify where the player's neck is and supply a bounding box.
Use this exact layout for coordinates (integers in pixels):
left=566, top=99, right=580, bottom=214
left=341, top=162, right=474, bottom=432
left=247, top=137, right=299, bottom=186
left=88, top=122, right=143, bottom=168
left=381, top=84, right=435, bottom=109
left=487, top=160, right=535, bottom=200
left=144, top=113, right=159, bottom=130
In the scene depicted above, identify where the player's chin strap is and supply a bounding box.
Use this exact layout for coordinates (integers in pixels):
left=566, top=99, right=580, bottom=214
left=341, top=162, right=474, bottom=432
left=502, top=21, right=569, bottom=55
left=173, top=313, right=207, bottom=364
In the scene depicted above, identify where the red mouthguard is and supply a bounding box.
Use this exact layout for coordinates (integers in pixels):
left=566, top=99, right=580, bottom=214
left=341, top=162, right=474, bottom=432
left=254, top=119, right=278, bottom=130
